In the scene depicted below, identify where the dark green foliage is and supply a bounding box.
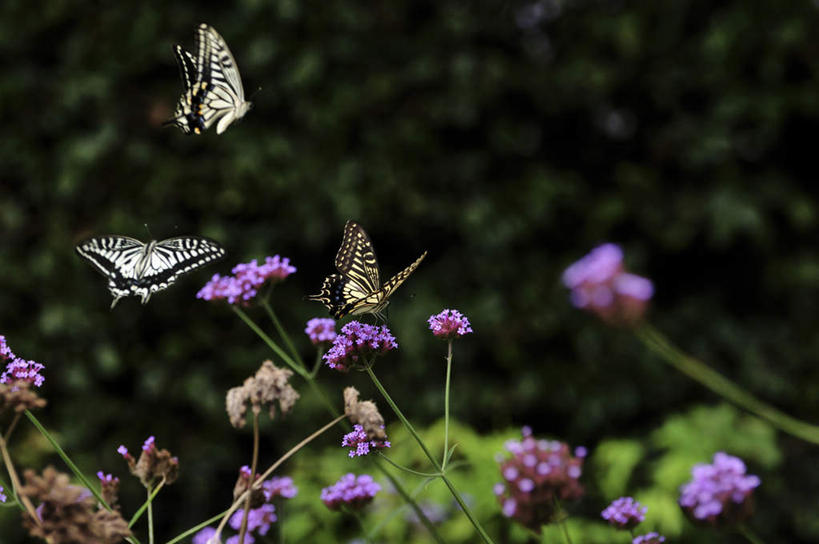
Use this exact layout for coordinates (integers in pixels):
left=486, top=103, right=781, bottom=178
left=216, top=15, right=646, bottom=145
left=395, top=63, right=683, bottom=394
left=1, top=0, right=818, bottom=541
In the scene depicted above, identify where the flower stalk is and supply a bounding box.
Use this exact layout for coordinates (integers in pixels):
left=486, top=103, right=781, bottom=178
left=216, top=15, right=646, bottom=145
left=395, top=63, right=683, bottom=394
left=236, top=411, right=261, bottom=544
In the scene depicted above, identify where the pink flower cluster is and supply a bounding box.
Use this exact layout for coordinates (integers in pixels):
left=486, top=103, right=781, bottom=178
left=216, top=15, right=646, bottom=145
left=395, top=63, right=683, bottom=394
left=304, top=318, right=337, bottom=345
left=197, top=256, right=296, bottom=305
left=0, top=335, right=45, bottom=387
left=341, top=424, right=391, bottom=458
left=427, top=309, right=473, bottom=339
left=494, top=427, right=586, bottom=533
left=323, top=321, right=397, bottom=372
left=679, top=452, right=760, bottom=526
left=320, top=473, right=381, bottom=511
left=562, top=243, right=653, bottom=324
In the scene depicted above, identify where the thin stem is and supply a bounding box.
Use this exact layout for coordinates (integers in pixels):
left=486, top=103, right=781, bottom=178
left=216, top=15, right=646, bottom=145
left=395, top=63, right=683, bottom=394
left=376, top=469, right=446, bottom=544
left=231, top=306, right=306, bottom=377
left=350, top=510, right=373, bottom=544
left=553, top=498, right=574, bottom=544
left=3, top=412, right=21, bottom=443
left=376, top=452, right=441, bottom=477
left=309, top=349, right=324, bottom=378
left=129, top=477, right=166, bottom=528
left=262, top=300, right=305, bottom=369
left=237, top=411, right=261, bottom=544
left=443, top=339, right=453, bottom=470
left=637, top=325, right=819, bottom=445
left=164, top=510, right=229, bottom=544
left=365, top=365, right=495, bottom=544
left=738, top=524, right=766, bottom=544
left=147, top=486, right=155, bottom=544
left=0, top=433, right=40, bottom=526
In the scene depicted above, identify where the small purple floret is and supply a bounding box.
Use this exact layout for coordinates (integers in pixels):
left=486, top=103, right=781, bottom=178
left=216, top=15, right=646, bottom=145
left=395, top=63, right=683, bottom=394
left=197, top=256, right=296, bottom=305
left=0, top=485, right=6, bottom=503
left=320, top=473, right=381, bottom=511
left=633, top=532, right=666, bottom=544
left=341, top=424, right=390, bottom=458
left=264, top=476, right=298, bottom=500
left=601, top=496, right=647, bottom=530
left=323, top=321, right=397, bottom=372
left=229, top=503, right=276, bottom=535
left=427, top=309, right=473, bottom=339
left=305, top=318, right=337, bottom=345
left=679, top=452, right=760, bottom=525
left=142, top=436, right=156, bottom=452
left=116, top=445, right=129, bottom=458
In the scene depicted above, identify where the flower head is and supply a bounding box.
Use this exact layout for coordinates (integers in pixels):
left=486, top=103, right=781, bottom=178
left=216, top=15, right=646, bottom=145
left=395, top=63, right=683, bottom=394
left=633, top=532, right=666, bottom=544
left=264, top=476, right=298, bottom=500
left=427, top=309, right=473, bottom=339
left=96, top=472, right=120, bottom=508
left=305, top=318, right=337, bottom=345
left=120, top=436, right=179, bottom=488
left=229, top=503, right=276, bottom=535
left=344, top=387, right=388, bottom=441
left=679, top=452, right=760, bottom=526
left=0, top=485, right=6, bottom=503
left=601, top=496, right=646, bottom=530
left=494, top=427, right=585, bottom=533
left=226, top=361, right=300, bottom=429
left=342, top=424, right=391, bottom=458
left=323, top=321, right=397, bottom=372
left=192, top=527, right=218, bottom=544
left=321, top=473, right=381, bottom=511
left=197, top=255, right=296, bottom=305
left=562, top=243, right=653, bottom=324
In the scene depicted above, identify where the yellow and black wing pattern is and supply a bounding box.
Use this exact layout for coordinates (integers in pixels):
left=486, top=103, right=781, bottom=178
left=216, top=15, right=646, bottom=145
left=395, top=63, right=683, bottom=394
left=307, top=221, right=426, bottom=319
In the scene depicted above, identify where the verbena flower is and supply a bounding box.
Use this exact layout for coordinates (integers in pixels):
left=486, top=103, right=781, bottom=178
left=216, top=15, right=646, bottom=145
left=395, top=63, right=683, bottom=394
left=341, top=424, right=391, bottom=458
left=323, top=321, right=397, bottom=372
left=562, top=243, right=653, bottom=324
left=0, top=336, right=14, bottom=360
left=119, top=436, right=179, bottom=488
left=192, top=527, right=218, bottom=544
left=305, top=318, right=337, bottom=345
left=0, top=336, right=45, bottom=388
left=225, top=535, right=254, bottom=544
left=229, top=503, right=276, bottom=535
left=679, top=452, right=760, bottom=526
left=0, top=485, right=6, bottom=503
left=427, top=309, right=473, bottom=339
left=633, top=532, right=666, bottom=544
left=494, top=426, right=585, bottom=533
left=321, top=473, right=381, bottom=511
left=601, top=496, right=647, bottom=530
left=226, top=361, right=300, bottom=429
left=96, top=472, right=120, bottom=508
left=197, top=255, right=296, bottom=305
left=264, top=476, right=298, bottom=500
left=344, top=387, right=389, bottom=442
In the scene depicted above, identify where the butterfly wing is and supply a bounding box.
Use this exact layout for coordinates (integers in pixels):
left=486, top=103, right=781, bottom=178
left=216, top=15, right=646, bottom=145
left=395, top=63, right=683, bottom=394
left=140, top=236, right=226, bottom=294
left=379, top=251, right=427, bottom=298
left=334, top=221, right=381, bottom=292
left=306, top=273, right=374, bottom=319
left=76, top=236, right=148, bottom=306
left=173, top=45, right=198, bottom=91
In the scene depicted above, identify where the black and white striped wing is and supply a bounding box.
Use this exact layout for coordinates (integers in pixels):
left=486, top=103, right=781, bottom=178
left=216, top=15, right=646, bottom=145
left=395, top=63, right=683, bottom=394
left=75, top=236, right=147, bottom=282
left=144, top=237, right=227, bottom=286
left=174, top=45, right=198, bottom=90
left=196, top=24, right=251, bottom=134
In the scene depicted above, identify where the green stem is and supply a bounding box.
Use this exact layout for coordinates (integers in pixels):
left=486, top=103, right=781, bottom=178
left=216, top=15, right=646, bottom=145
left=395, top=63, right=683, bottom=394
left=738, top=524, right=766, bottom=544
left=637, top=325, right=819, bottom=445
left=309, top=349, right=324, bottom=378
left=365, top=365, right=495, bottom=544
left=237, top=411, right=261, bottom=544
left=262, top=300, right=305, bottom=369
left=376, top=452, right=441, bottom=477
left=350, top=510, right=373, bottom=544
left=377, top=469, right=446, bottom=544
left=231, top=306, right=306, bottom=377
left=147, top=486, right=155, bottom=544
left=164, top=510, right=229, bottom=544
left=443, top=339, right=453, bottom=469
left=129, top=478, right=166, bottom=527
left=554, top=498, right=574, bottom=544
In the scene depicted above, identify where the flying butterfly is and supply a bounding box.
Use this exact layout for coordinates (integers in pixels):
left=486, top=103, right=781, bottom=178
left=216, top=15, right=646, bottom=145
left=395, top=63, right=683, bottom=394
left=76, top=235, right=226, bottom=308
left=167, top=24, right=251, bottom=135
left=306, top=221, right=427, bottom=320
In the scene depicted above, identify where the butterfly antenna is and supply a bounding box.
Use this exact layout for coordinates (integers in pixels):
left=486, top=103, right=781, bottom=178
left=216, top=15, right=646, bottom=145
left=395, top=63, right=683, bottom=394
left=248, top=86, right=264, bottom=102
left=144, top=223, right=154, bottom=239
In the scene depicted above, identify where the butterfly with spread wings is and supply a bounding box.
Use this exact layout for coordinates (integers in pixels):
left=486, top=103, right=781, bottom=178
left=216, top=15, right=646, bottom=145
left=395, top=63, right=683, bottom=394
left=167, top=24, right=251, bottom=135
left=76, top=235, right=226, bottom=308
left=306, top=221, right=427, bottom=320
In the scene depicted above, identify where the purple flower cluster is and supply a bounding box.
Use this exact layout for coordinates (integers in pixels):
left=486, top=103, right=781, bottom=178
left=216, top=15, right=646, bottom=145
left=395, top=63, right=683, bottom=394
left=341, top=424, right=391, bottom=458
left=562, top=244, right=653, bottom=324
left=0, top=485, right=6, bottom=503
left=679, top=452, right=760, bottom=526
left=601, top=496, right=647, bottom=530
left=305, top=318, right=337, bottom=345
left=229, top=503, right=276, bottom=536
left=321, top=473, right=381, bottom=511
left=96, top=472, right=118, bottom=485
left=494, top=426, right=586, bottom=533
left=197, top=255, right=296, bottom=305
left=323, top=321, right=397, bottom=372
left=0, top=336, right=45, bottom=388
left=427, top=309, right=473, bottom=339
left=633, top=533, right=665, bottom=544
left=264, top=476, right=298, bottom=500
left=192, top=528, right=218, bottom=544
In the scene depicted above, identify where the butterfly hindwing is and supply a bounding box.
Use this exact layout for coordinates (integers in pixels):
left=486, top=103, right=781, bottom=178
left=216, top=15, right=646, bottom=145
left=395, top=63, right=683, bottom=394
left=76, top=235, right=225, bottom=307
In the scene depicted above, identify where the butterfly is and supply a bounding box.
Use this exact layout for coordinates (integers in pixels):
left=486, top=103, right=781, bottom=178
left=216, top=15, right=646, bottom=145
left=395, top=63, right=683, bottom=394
left=306, top=221, right=427, bottom=320
left=76, top=235, right=226, bottom=308
left=167, top=24, right=251, bottom=135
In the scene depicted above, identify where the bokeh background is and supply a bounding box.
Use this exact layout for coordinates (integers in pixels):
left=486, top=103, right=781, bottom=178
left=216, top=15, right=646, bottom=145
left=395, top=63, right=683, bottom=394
left=2, top=0, right=819, bottom=542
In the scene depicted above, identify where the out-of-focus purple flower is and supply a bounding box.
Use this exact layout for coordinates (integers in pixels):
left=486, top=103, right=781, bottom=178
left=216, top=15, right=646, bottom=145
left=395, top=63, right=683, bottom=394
left=96, top=472, right=118, bottom=485
left=427, top=309, right=473, bottom=339
left=305, top=318, right=337, bottom=345
left=679, top=452, right=760, bottom=526
left=192, top=527, right=218, bottom=544
left=494, top=427, right=585, bottom=533
left=341, top=424, right=391, bottom=458
left=116, top=445, right=131, bottom=460
left=197, top=256, right=296, bottom=305
left=601, top=496, right=647, bottom=530
left=633, top=532, right=666, bottom=544
left=263, top=476, right=298, bottom=500
left=404, top=500, right=448, bottom=525
left=229, top=503, right=276, bottom=535
left=0, top=485, right=6, bottom=503
left=323, top=321, right=397, bottom=372
left=562, top=243, right=653, bottom=324
left=321, top=473, right=381, bottom=511
left=0, top=336, right=14, bottom=360
left=142, top=436, right=156, bottom=452
left=225, top=535, right=254, bottom=544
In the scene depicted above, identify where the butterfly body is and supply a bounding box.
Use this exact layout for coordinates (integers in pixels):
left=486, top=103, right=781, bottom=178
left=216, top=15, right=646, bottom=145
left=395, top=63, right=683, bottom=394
left=76, top=236, right=226, bottom=308
left=307, top=221, right=427, bottom=320
left=169, top=24, right=251, bottom=135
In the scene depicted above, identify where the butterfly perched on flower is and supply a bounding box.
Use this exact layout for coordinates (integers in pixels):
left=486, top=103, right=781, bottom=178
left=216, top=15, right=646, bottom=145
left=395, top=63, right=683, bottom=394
left=76, top=236, right=226, bottom=308
left=306, top=221, right=427, bottom=320
left=167, top=24, right=251, bottom=135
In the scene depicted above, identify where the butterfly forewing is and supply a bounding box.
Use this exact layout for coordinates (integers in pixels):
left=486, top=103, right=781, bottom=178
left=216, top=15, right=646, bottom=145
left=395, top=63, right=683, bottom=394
left=334, top=221, right=380, bottom=293
left=174, top=46, right=198, bottom=90
left=380, top=251, right=428, bottom=298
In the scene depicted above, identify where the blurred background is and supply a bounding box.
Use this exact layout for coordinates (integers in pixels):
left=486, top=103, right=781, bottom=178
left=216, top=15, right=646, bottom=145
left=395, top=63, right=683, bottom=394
left=2, top=0, right=819, bottom=542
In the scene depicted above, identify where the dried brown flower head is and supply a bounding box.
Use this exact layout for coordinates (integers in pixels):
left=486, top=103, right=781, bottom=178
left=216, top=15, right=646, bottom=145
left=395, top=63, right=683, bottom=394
left=343, top=387, right=387, bottom=441
left=20, top=466, right=131, bottom=544
left=232, top=466, right=266, bottom=508
left=0, top=381, right=46, bottom=413
left=121, top=437, right=179, bottom=488
left=226, top=360, right=299, bottom=429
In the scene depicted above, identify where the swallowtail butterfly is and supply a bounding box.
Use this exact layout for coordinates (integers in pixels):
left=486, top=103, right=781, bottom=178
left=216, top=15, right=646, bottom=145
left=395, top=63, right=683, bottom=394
left=168, top=24, right=251, bottom=135
left=306, top=221, right=427, bottom=320
left=76, top=235, right=226, bottom=308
